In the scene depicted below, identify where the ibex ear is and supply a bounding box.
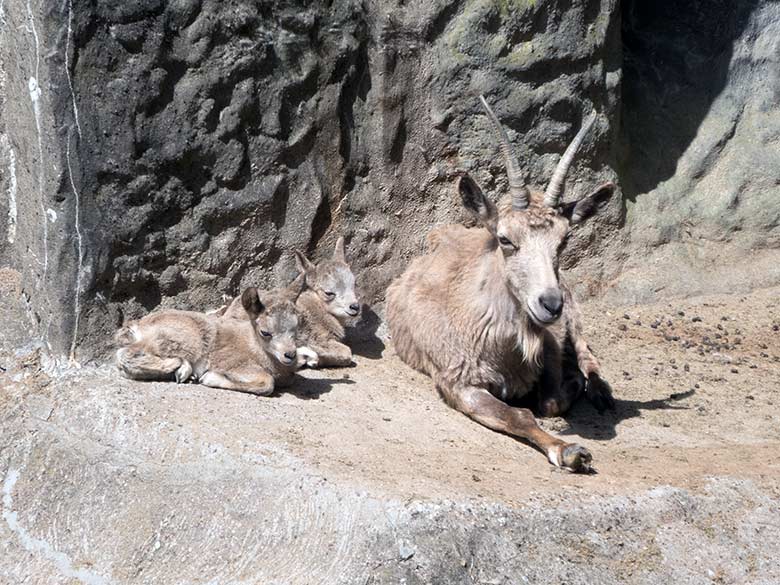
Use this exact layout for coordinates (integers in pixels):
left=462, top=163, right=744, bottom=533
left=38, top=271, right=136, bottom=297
left=560, top=182, right=615, bottom=225
left=241, top=287, right=265, bottom=319
left=294, top=250, right=316, bottom=276
left=458, top=173, right=497, bottom=234
left=286, top=272, right=306, bottom=301
left=333, top=236, right=346, bottom=263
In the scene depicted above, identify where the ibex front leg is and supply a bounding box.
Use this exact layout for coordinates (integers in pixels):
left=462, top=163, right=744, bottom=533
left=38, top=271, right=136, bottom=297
left=438, top=382, right=593, bottom=472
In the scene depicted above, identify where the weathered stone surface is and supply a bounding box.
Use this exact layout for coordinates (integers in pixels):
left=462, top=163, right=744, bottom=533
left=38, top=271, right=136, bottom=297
left=615, top=0, right=780, bottom=301
left=1, top=0, right=622, bottom=359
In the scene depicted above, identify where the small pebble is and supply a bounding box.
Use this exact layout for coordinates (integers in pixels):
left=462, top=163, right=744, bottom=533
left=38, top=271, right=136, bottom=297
left=677, top=311, right=685, bottom=317
left=618, top=324, right=627, bottom=331
left=691, top=316, right=702, bottom=322
left=623, top=314, right=630, bottom=320
left=730, top=368, right=739, bottom=374
left=684, top=364, right=690, bottom=372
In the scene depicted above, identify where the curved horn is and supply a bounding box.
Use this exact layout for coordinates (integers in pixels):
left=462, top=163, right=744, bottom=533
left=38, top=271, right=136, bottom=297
left=479, top=95, right=529, bottom=210
left=543, top=109, right=598, bottom=208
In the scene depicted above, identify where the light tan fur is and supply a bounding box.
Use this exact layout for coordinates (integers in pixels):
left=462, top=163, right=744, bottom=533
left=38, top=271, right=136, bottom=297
left=219, top=238, right=361, bottom=368
left=115, top=284, right=304, bottom=396
left=387, top=98, right=616, bottom=472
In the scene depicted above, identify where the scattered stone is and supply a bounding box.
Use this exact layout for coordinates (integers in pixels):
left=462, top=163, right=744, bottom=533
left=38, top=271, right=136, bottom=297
left=623, top=314, right=630, bottom=320
left=618, top=324, right=627, bottom=332
left=634, top=320, right=642, bottom=326
left=691, top=316, right=702, bottom=322
left=651, top=320, right=660, bottom=329
left=683, top=364, right=690, bottom=372
left=399, top=545, right=416, bottom=561
left=730, top=368, right=739, bottom=374
left=677, top=311, right=685, bottom=317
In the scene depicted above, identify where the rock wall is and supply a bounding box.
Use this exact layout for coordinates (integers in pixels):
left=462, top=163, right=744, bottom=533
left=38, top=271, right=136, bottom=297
left=615, top=0, right=780, bottom=301
left=1, top=0, right=778, bottom=360
left=0, top=0, right=623, bottom=360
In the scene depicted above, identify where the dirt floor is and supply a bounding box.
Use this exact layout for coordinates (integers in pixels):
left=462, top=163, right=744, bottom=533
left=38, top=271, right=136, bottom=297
left=1, top=278, right=780, bottom=583
left=221, top=285, right=780, bottom=503
left=3, top=284, right=779, bottom=502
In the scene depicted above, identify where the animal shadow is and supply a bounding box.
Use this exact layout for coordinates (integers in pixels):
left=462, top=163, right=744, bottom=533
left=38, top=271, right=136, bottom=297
left=347, top=305, right=386, bottom=360
left=282, top=373, right=356, bottom=400
left=560, top=389, right=696, bottom=440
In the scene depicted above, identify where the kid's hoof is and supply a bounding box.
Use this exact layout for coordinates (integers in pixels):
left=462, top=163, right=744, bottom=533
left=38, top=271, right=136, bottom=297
left=586, top=373, right=616, bottom=413
left=297, top=347, right=319, bottom=369
left=175, top=361, right=193, bottom=383
left=560, top=444, right=593, bottom=473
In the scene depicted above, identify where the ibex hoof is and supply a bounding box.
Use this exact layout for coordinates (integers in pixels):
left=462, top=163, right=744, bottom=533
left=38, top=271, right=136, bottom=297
left=539, top=398, right=562, bottom=417
left=560, top=444, right=593, bottom=473
left=297, top=347, right=319, bottom=369
left=175, top=361, right=193, bottom=384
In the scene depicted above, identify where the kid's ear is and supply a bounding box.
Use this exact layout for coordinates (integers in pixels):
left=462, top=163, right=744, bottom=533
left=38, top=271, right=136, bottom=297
left=294, top=250, right=316, bottom=276
left=560, top=182, right=615, bottom=225
left=458, top=173, right=498, bottom=234
left=241, top=287, right=265, bottom=318
left=333, top=236, right=346, bottom=263
left=286, top=272, right=306, bottom=301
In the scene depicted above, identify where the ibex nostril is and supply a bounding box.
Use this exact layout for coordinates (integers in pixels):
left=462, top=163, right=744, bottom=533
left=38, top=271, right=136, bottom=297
left=283, top=351, right=296, bottom=361
left=349, top=303, right=360, bottom=312
left=540, top=290, right=564, bottom=317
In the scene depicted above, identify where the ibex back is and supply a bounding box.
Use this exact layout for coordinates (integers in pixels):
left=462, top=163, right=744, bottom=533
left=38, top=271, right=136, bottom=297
left=387, top=96, right=615, bottom=472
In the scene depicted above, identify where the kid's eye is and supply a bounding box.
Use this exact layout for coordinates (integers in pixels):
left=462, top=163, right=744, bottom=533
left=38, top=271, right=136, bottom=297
left=498, top=236, right=513, bottom=247
left=260, top=330, right=272, bottom=338
left=324, top=291, right=336, bottom=300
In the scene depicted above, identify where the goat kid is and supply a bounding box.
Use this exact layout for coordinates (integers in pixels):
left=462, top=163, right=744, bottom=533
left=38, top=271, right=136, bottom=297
left=221, top=238, right=361, bottom=368
left=387, top=96, right=615, bottom=472
left=115, top=281, right=305, bottom=395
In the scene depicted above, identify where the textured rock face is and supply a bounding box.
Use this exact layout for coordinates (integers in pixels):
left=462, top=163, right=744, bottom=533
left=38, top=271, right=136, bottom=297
left=0, top=0, right=622, bottom=359
left=1, top=0, right=778, bottom=359
left=616, top=0, right=780, bottom=301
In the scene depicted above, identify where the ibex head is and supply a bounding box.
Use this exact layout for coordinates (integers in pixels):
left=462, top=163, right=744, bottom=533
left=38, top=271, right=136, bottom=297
left=294, top=237, right=361, bottom=322
left=459, top=96, right=615, bottom=327
left=241, top=277, right=304, bottom=365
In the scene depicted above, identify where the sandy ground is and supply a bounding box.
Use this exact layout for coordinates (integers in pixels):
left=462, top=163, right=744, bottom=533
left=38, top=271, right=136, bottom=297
left=3, top=282, right=779, bottom=504
left=2, top=274, right=780, bottom=584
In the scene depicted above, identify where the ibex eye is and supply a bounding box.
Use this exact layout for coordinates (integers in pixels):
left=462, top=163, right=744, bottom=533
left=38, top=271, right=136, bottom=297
left=324, top=291, right=336, bottom=300
left=260, top=330, right=272, bottom=338
left=498, top=236, right=513, bottom=247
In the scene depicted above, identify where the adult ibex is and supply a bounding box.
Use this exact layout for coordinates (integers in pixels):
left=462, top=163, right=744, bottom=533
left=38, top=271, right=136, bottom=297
left=387, top=96, right=616, bottom=472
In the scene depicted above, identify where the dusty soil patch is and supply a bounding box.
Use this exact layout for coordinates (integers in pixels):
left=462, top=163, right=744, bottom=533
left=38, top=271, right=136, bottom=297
left=1, top=286, right=779, bottom=583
